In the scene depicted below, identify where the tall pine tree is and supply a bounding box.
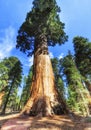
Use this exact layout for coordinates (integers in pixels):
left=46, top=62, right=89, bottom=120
left=1, top=57, right=22, bottom=114
left=0, top=62, right=9, bottom=107
left=51, top=58, right=65, bottom=98
left=19, top=67, right=33, bottom=110
left=73, top=36, right=91, bottom=95
left=61, top=53, right=90, bottom=116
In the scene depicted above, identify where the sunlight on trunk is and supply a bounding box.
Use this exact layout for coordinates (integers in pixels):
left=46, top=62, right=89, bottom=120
left=0, top=92, right=5, bottom=107
left=21, top=54, right=67, bottom=116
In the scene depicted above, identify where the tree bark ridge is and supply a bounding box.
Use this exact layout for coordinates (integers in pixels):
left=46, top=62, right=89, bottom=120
left=21, top=54, right=67, bottom=116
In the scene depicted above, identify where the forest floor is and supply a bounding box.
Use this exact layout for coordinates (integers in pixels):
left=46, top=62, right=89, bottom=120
left=0, top=113, right=91, bottom=130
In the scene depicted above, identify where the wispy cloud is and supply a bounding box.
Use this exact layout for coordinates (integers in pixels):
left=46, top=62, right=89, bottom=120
left=58, top=53, right=64, bottom=59
left=49, top=52, right=54, bottom=58
left=28, top=56, right=34, bottom=67
left=24, top=56, right=34, bottom=67
left=0, top=26, right=15, bottom=60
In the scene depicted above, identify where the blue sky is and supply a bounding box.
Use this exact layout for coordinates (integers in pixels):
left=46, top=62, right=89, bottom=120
left=0, top=0, right=91, bottom=76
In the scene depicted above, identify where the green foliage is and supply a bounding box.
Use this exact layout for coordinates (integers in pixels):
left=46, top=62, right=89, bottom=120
left=0, top=57, right=22, bottom=91
left=51, top=58, right=65, bottom=98
left=7, top=88, right=20, bottom=111
left=16, top=0, right=68, bottom=56
left=73, top=36, right=91, bottom=78
left=61, top=53, right=89, bottom=115
left=19, top=67, right=33, bottom=110
left=0, top=57, right=22, bottom=113
left=0, top=61, right=9, bottom=91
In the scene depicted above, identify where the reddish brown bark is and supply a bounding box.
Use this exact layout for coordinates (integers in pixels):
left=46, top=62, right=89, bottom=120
left=21, top=54, right=67, bottom=116
left=21, top=35, right=68, bottom=116
left=0, top=91, right=5, bottom=107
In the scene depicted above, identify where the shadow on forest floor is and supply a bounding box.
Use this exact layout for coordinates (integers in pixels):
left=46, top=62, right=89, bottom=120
left=28, top=114, right=91, bottom=130
left=0, top=112, right=20, bottom=129
left=0, top=113, right=91, bottom=130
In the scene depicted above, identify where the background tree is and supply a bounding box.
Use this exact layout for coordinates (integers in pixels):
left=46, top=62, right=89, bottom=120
left=61, top=53, right=90, bottom=116
left=16, top=0, right=68, bottom=116
left=19, top=67, right=33, bottom=110
left=1, top=57, right=22, bottom=114
left=6, top=88, right=20, bottom=112
left=73, top=36, right=91, bottom=95
left=0, top=61, right=9, bottom=90
left=51, top=58, right=65, bottom=98
left=0, top=59, right=10, bottom=109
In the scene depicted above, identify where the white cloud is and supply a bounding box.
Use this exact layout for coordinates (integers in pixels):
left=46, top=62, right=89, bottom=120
left=49, top=52, right=54, bottom=58
left=28, top=56, right=34, bottom=67
left=24, top=56, right=34, bottom=67
left=58, top=53, right=64, bottom=59
left=0, top=26, right=15, bottom=60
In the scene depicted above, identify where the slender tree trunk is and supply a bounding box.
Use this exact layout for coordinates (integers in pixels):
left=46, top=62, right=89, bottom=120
left=1, top=87, right=12, bottom=114
left=18, top=97, right=22, bottom=111
left=21, top=34, right=68, bottom=116
left=1, top=82, right=14, bottom=114
left=0, top=91, right=5, bottom=107
left=0, top=86, right=8, bottom=108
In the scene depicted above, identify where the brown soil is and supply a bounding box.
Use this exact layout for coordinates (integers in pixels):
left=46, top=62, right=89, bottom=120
left=0, top=113, right=91, bottom=130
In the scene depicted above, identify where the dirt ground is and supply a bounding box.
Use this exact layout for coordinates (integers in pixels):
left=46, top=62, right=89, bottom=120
left=0, top=113, right=91, bottom=130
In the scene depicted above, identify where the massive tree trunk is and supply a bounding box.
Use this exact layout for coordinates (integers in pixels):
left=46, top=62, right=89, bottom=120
left=21, top=34, right=68, bottom=116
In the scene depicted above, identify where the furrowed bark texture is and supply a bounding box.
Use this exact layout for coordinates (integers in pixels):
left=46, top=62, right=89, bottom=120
left=21, top=35, right=67, bottom=116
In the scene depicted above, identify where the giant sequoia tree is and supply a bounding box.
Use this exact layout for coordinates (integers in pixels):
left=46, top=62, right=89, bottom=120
left=16, top=0, right=68, bottom=116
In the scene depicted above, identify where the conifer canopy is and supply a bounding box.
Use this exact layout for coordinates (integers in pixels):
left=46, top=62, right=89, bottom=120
left=16, top=0, right=68, bottom=56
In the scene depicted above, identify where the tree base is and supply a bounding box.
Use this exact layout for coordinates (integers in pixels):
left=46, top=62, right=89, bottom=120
left=21, top=54, right=68, bottom=117
left=21, top=95, right=68, bottom=117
